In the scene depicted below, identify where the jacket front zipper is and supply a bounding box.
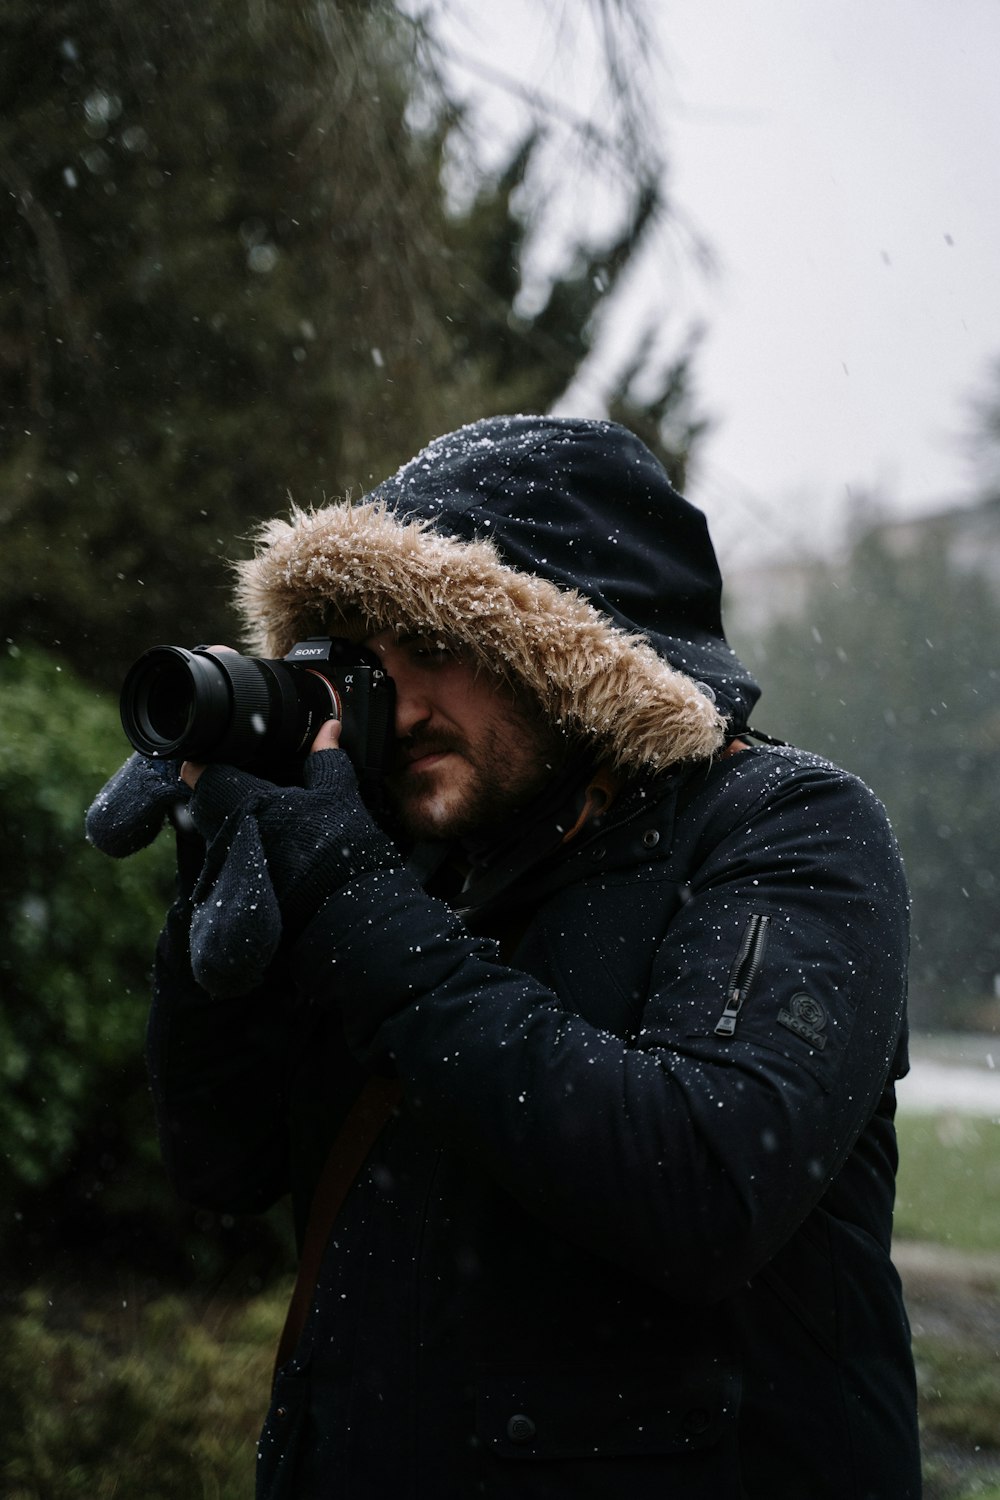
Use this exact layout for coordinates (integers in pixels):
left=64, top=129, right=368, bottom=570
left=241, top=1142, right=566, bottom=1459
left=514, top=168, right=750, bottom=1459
left=714, top=913, right=770, bottom=1037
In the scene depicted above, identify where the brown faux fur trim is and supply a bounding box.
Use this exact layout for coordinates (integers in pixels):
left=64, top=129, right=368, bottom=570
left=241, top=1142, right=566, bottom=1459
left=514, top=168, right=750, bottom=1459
left=234, top=501, right=727, bottom=772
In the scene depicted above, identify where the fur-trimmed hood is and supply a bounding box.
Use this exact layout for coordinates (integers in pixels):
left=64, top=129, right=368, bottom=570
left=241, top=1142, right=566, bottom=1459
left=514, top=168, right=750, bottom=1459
left=234, top=416, right=760, bottom=774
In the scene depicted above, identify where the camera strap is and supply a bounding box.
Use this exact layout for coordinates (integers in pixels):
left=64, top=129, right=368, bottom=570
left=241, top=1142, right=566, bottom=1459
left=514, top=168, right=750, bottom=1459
left=273, top=1072, right=403, bottom=1380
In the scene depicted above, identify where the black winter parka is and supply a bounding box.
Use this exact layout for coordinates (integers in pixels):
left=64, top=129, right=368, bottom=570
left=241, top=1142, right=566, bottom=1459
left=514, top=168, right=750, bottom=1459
left=147, top=417, right=921, bottom=1497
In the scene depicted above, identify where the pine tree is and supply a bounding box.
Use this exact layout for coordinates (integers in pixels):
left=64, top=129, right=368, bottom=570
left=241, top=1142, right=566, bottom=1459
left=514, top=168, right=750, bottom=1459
left=1, top=0, right=704, bottom=690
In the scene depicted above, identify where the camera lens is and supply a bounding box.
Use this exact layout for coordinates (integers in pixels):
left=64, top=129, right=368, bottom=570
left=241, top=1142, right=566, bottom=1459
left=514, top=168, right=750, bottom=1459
left=133, top=655, right=212, bottom=745
left=120, top=646, right=338, bottom=764
left=143, top=663, right=191, bottom=743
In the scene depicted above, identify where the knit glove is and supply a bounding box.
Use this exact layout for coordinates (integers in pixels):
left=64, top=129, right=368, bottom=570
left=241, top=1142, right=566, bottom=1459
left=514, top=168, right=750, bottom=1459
left=185, top=749, right=401, bottom=997
left=85, top=752, right=191, bottom=857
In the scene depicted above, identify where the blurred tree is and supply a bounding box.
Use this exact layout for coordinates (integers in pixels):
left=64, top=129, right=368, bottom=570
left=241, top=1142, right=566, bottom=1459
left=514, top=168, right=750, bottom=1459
left=0, top=0, right=703, bottom=693
left=737, top=511, right=1000, bottom=1029
left=605, top=324, right=710, bottom=491
left=0, top=0, right=707, bottom=1276
left=966, top=353, right=1000, bottom=497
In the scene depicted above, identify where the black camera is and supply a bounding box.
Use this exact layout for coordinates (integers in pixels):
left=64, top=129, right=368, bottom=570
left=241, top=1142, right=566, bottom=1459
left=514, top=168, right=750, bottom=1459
left=119, top=638, right=396, bottom=798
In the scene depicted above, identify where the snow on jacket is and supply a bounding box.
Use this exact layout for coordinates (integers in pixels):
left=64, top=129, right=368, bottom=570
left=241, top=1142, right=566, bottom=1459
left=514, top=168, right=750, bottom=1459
left=147, top=416, right=921, bottom=1497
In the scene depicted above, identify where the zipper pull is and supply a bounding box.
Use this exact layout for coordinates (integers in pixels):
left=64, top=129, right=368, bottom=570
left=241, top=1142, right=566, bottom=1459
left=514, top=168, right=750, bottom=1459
left=714, top=989, right=742, bottom=1037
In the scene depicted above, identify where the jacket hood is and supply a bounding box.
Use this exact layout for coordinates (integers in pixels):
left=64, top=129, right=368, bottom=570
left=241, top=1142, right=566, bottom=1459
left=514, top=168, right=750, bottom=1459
left=234, top=415, right=761, bottom=774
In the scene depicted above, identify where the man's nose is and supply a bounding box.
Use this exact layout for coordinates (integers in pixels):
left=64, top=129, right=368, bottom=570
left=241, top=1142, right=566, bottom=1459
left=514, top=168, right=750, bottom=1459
left=391, top=677, right=433, bottom=740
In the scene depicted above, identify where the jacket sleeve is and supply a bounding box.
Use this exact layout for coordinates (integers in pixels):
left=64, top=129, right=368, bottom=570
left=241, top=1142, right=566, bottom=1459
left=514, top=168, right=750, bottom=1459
left=292, top=755, right=909, bottom=1301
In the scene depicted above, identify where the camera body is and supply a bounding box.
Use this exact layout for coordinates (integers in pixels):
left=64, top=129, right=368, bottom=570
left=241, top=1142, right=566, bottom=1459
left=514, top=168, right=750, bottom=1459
left=119, top=637, right=396, bottom=799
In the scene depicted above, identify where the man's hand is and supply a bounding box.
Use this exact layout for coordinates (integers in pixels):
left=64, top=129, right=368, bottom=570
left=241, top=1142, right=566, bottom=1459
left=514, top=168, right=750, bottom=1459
left=183, top=721, right=398, bottom=997
left=86, top=751, right=190, bottom=857
left=181, top=714, right=343, bottom=788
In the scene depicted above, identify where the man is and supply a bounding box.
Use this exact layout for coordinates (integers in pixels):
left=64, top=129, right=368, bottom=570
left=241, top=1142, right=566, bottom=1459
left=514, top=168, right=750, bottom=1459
left=88, top=415, right=921, bottom=1496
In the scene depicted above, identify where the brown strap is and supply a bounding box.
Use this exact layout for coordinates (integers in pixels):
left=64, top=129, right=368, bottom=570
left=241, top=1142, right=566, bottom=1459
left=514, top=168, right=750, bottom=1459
left=274, top=1073, right=403, bottom=1377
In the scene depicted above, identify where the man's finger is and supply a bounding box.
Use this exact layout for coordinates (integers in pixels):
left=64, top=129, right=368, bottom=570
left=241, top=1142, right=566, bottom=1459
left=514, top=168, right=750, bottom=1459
left=180, top=760, right=205, bottom=788
left=310, top=717, right=342, bottom=754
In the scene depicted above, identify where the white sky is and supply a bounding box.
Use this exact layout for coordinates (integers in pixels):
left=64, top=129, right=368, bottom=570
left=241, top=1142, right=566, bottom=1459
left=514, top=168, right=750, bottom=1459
left=420, top=1, right=1000, bottom=562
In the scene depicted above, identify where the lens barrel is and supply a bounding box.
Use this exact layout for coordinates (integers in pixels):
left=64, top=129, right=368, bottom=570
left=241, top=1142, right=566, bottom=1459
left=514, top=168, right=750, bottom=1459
left=119, top=646, right=339, bottom=765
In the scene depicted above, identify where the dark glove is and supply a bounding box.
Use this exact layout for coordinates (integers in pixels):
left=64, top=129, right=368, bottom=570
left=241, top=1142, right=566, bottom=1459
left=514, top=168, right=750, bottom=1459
left=185, top=750, right=401, bottom=997
left=86, top=752, right=190, bottom=857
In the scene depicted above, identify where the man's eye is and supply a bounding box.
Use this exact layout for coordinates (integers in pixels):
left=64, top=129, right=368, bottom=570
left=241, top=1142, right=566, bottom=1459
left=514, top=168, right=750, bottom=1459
left=411, top=637, right=455, bottom=663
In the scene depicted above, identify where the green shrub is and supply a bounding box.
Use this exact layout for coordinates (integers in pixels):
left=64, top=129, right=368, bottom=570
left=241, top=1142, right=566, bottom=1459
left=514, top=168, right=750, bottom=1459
left=0, top=643, right=299, bottom=1282
left=0, top=645, right=173, bottom=1236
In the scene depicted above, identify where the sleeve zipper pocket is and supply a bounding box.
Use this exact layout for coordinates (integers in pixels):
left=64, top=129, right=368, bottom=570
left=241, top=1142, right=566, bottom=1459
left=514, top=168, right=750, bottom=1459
left=714, top=913, right=770, bottom=1037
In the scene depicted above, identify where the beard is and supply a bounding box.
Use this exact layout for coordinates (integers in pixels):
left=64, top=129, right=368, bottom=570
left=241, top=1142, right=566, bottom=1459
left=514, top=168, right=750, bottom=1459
left=385, top=700, right=570, bottom=843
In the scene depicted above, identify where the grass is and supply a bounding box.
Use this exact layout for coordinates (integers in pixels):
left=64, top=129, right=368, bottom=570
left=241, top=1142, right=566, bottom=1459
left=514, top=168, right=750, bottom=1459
left=893, top=1112, right=1000, bottom=1499
left=895, top=1113, right=1000, bottom=1254
left=924, top=1471, right=1000, bottom=1500
left=919, top=1336, right=1000, bottom=1449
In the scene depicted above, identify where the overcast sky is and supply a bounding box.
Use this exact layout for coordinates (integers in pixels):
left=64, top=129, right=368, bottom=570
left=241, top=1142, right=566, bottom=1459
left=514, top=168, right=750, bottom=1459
left=424, top=1, right=1000, bottom=561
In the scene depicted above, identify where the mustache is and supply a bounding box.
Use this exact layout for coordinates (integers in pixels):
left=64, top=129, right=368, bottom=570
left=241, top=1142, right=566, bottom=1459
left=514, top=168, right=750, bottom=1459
left=392, top=728, right=463, bottom=770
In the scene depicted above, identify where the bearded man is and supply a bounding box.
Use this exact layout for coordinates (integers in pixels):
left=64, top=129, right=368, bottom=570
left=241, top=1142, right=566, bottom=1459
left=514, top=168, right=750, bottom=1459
left=88, top=416, right=921, bottom=1498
